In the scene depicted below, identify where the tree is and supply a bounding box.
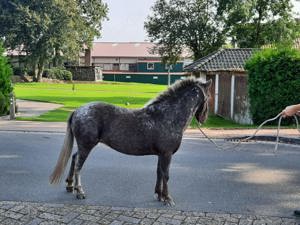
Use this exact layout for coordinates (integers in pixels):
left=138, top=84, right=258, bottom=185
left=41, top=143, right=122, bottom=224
left=219, top=0, right=299, bottom=47
left=0, top=42, right=13, bottom=116
left=0, top=0, right=108, bottom=81
left=144, top=0, right=227, bottom=63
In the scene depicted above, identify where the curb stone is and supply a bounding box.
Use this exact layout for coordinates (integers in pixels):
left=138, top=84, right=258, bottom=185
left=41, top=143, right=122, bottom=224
left=226, top=135, right=300, bottom=145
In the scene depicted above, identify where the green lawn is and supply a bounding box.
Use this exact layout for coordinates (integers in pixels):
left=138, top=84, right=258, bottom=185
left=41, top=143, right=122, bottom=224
left=14, top=81, right=244, bottom=128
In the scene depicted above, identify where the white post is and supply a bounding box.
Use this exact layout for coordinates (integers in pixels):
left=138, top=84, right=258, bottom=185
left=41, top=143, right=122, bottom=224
left=214, top=74, right=219, bottom=114
left=9, top=93, right=15, bottom=120
left=168, top=66, right=171, bottom=86
left=167, top=64, right=173, bottom=86
left=230, top=75, right=235, bottom=119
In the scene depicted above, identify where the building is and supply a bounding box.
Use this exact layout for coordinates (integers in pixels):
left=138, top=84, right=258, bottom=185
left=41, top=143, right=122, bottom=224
left=5, top=48, right=26, bottom=69
left=184, top=48, right=258, bottom=124
left=81, top=42, right=191, bottom=84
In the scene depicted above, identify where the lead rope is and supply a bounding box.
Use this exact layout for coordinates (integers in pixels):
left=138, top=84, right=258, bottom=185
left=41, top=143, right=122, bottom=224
left=196, top=113, right=300, bottom=152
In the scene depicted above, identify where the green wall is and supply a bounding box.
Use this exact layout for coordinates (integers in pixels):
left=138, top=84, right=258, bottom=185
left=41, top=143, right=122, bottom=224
left=103, top=74, right=188, bottom=85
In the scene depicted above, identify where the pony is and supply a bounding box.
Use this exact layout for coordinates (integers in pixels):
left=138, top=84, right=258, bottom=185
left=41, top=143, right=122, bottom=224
left=50, top=78, right=211, bottom=206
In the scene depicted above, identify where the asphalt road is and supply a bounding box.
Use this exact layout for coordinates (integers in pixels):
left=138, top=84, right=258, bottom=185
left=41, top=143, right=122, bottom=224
left=1, top=131, right=300, bottom=217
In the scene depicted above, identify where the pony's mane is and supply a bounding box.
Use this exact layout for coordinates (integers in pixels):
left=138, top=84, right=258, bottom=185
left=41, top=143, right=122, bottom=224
left=145, top=77, right=203, bottom=107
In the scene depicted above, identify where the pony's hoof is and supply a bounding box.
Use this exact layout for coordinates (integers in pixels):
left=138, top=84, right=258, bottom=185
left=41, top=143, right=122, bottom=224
left=164, top=199, right=175, bottom=207
left=154, top=193, right=163, bottom=202
left=66, top=186, right=73, bottom=193
left=163, top=196, right=175, bottom=206
left=76, top=193, right=86, bottom=199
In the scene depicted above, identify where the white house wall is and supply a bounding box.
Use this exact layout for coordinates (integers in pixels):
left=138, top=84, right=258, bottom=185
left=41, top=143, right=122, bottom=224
left=120, top=58, right=138, bottom=63
left=199, top=73, right=206, bottom=81
left=92, top=57, right=138, bottom=64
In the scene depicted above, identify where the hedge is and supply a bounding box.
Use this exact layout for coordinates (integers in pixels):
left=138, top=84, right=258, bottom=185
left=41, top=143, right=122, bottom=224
left=43, top=67, right=72, bottom=81
left=0, top=43, right=13, bottom=116
left=245, top=47, right=300, bottom=125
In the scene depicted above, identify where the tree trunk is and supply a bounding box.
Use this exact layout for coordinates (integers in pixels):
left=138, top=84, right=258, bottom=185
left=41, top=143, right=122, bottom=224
left=37, top=60, right=44, bottom=82
left=53, top=57, right=57, bottom=67
left=32, top=63, right=39, bottom=82
left=254, top=3, right=264, bottom=47
left=53, top=49, right=59, bottom=67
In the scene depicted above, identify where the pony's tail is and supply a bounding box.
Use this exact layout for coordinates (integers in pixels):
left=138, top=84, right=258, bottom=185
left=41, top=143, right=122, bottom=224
left=49, top=113, right=74, bottom=184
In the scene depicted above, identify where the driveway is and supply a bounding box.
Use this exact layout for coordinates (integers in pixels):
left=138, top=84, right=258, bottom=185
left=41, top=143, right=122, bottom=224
left=1, top=100, right=300, bottom=224
left=1, top=131, right=300, bottom=218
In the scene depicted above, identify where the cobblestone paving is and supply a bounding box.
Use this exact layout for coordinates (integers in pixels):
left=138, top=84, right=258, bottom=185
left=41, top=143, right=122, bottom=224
left=0, top=201, right=300, bottom=225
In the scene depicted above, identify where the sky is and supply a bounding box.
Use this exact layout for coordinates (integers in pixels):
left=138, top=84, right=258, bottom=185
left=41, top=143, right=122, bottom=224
left=97, top=0, right=300, bottom=43
left=97, top=0, right=155, bottom=42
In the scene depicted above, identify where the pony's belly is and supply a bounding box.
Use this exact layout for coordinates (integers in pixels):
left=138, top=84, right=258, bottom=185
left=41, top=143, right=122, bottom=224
left=102, top=140, right=157, bottom=156
left=100, top=131, right=157, bottom=155
left=113, top=148, right=157, bottom=156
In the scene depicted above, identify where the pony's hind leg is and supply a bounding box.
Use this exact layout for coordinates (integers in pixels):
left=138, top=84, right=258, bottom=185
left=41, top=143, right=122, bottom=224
left=74, top=145, right=93, bottom=199
left=65, top=152, right=77, bottom=193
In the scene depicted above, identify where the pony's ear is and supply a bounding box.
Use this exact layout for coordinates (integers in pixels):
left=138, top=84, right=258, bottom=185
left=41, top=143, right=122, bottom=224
left=203, top=79, right=212, bottom=91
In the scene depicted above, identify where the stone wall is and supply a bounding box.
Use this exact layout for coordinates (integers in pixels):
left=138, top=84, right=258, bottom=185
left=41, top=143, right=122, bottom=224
left=65, top=66, right=98, bottom=81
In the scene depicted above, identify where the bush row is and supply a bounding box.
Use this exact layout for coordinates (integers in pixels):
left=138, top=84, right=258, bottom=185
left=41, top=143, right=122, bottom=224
left=12, top=67, right=72, bottom=81
left=43, top=68, right=72, bottom=81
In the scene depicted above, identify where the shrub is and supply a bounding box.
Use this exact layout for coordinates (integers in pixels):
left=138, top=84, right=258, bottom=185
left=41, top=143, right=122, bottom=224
left=0, top=43, right=13, bottom=116
left=43, top=67, right=72, bottom=81
left=13, top=67, right=26, bottom=76
left=27, top=69, right=35, bottom=76
left=245, top=47, right=300, bottom=125
left=0, top=92, right=7, bottom=114
left=62, top=70, right=72, bottom=81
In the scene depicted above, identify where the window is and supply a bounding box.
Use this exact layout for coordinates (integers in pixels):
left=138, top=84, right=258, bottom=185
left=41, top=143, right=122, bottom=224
left=126, top=76, right=131, bottom=79
left=120, top=64, right=129, bottom=71
left=113, top=63, right=120, bottom=71
left=153, top=76, right=158, bottom=79
left=147, top=63, right=155, bottom=70
left=96, top=64, right=104, bottom=70
left=103, top=64, right=112, bottom=70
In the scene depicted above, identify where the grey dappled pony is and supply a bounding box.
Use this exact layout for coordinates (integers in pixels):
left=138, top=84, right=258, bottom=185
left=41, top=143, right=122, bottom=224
left=49, top=78, right=211, bottom=206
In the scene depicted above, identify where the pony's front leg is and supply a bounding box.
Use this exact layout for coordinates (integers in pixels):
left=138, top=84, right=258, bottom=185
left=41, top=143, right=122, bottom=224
left=154, top=156, right=163, bottom=201
left=160, top=154, right=175, bottom=206
left=65, top=153, right=77, bottom=193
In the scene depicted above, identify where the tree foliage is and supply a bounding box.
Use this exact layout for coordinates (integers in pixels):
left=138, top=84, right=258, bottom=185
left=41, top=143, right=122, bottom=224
left=0, top=0, right=108, bottom=81
left=145, top=0, right=227, bottom=63
left=0, top=43, right=13, bottom=115
left=245, top=47, right=300, bottom=124
left=219, top=0, right=299, bottom=48
left=145, top=0, right=299, bottom=63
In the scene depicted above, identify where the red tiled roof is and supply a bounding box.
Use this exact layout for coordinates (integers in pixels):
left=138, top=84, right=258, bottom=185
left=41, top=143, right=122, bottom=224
left=91, top=42, right=160, bottom=58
